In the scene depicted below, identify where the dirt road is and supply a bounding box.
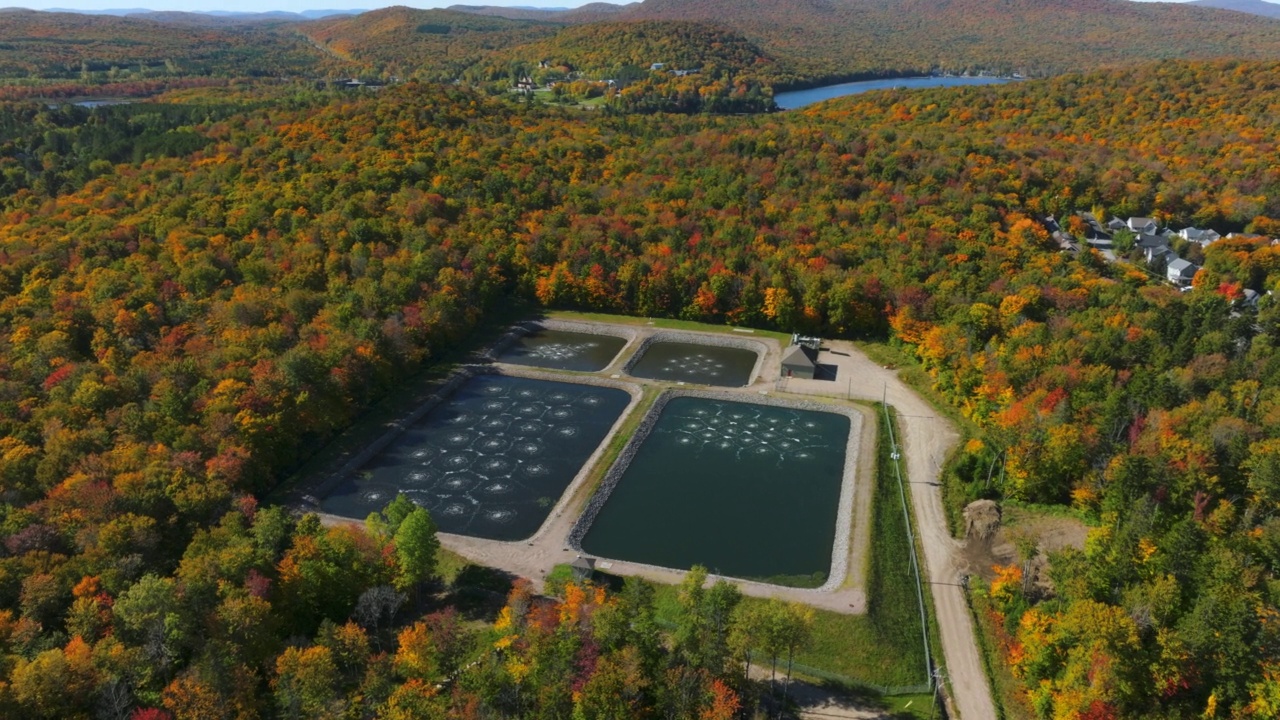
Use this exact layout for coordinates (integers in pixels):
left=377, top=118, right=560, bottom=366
left=783, top=342, right=996, bottom=720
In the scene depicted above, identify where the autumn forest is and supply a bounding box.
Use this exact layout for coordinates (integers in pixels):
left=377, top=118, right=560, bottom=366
left=4, top=0, right=1280, bottom=718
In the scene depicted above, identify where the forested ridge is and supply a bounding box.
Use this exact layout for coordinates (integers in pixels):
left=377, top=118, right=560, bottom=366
left=13, top=0, right=1280, bottom=115
left=2, top=59, right=1280, bottom=717
left=0, top=10, right=333, bottom=81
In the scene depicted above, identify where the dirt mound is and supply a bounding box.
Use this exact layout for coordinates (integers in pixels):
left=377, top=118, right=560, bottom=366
left=963, top=499, right=1001, bottom=541
left=958, top=500, right=1005, bottom=579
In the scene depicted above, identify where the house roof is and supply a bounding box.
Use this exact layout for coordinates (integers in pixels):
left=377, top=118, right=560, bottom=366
left=1129, top=217, right=1156, bottom=228
left=570, top=556, right=595, bottom=571
left=1137, top=233, right=1167, bottom=247
left=781, top=344, right=816, bottom=368
left=1168, top=258, right=1194, bottom=272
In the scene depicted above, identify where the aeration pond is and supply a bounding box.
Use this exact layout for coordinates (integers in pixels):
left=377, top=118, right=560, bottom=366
left=322, top=374, right=630, bottom=541
left=580, top=395, right=852, bottom=587
left=626, top=341, right=760, bottom=387
left=497, top=328, right=627, bottom=372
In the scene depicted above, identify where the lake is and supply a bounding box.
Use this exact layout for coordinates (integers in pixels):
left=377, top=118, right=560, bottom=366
left=774, top=76, right=1016, bottom=110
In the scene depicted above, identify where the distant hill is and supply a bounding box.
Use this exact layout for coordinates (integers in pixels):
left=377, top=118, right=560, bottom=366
left=1187, top=0, right=1280, bottom=19
left=607, top=0, right=1280, bottom=79
left=301, top=6, right=560, bottom=80
left=438, top=0, right=1280, bottom=79
left=127, top=10, right=361, bottom=26
left=41, top=7, right=360, bottom=19
left=0, top=9, right=336, bottom=79
left=447, top=3, right=636, bottom=22
left=473, top=19, right=774, bottom=78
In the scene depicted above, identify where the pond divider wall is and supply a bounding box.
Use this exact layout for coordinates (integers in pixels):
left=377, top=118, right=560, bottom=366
left=568, top=389, right=863, bottom=594
left=621, top=331, right=770, bottom=386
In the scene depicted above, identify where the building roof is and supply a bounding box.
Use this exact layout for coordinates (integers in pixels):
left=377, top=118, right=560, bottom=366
left=781, top=344, right=816, bottom=368
left=570, top=556, right=595, bottom=571
left=1136, top=232, right=1167, bottom=248
left=1128, top=217, right=1156, bottom=229
left=1168, top=258, right=1194, bottom=272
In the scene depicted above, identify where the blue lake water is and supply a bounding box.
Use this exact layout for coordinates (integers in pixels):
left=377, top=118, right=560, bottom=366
left=774, top=76, right=1017, bottom=110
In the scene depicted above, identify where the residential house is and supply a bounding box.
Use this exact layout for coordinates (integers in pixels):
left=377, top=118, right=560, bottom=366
left=1179, top=227, right=1221, bottom=245
left=650, top=62, right=666, bottom=71
left=1136, top=232, right=1170, bottom=261
left=1167, top=258, right=1199, bottom=286
left=1106, top=217, right=1128, bottom=231
left=1128, top=217, right=1159, bottom=234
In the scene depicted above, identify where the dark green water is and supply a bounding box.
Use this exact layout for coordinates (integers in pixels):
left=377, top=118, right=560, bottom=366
left=497, top=329, right=627, bottom=372
left=322, top=375, right=629, bottom=541
left=627, top=342, right=758, bottom=387
left=582, top=397, right=849, bottom=583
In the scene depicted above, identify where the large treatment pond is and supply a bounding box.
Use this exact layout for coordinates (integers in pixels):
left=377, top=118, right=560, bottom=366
left=582, top=397, right=850, bottom=586
left=497, top=328, right=626, bottom=372
left=322, top=375, right=630, bottom=541
left=627, top=342, right=758, bottom=387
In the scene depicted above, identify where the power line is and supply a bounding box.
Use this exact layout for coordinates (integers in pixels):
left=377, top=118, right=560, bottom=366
left=882, top=385, right=934, bottom=691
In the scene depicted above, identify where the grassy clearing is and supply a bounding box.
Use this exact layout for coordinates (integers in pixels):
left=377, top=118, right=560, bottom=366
left=437, top=546, right=471, bottom=586
left=865, top=404, right=931, bottom=687
left=545, top=309, right=793, bottom=345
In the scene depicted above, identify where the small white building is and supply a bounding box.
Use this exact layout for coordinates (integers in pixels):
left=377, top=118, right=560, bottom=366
left=1167, top=258, right=1199, bottom=286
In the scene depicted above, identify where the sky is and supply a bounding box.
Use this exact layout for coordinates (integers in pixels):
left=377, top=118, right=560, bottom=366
left=8, top=0, right=1236, bottom=14
left=15, top=0, right=596, bottom=12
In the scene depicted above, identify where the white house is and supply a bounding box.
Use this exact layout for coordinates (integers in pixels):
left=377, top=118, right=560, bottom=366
left=1167, top=258, right=1199, bottom=286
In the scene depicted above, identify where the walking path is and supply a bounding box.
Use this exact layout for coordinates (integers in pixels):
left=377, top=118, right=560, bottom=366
left=317, top=321, right=995, bottom=719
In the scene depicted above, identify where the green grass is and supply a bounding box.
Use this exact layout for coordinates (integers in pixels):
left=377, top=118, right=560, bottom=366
left=864, top=404, right=931, bottom=688
left=437, top=546, right=471, bottom=586
left=546, top=309, right=792, bottom=345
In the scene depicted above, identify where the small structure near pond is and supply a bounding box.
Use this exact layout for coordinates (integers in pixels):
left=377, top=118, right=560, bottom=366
left=781, top=344, right=817, bottom=380
left=570, top=555, right=596, bottom=582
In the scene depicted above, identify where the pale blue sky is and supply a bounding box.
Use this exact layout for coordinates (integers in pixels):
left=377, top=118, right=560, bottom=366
left=21, top=0, right=593, bottom=12
left=6, top=0, right=1241, bottom=14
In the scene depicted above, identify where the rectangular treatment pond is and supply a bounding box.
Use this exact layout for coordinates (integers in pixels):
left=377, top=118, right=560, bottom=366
left=322, top=374, right=630, bottom=541
left=580, top=396, right=851, bottom=587
left=497, top=328, right=627, bottom=372
left=626, top=341, right=760, bottom=387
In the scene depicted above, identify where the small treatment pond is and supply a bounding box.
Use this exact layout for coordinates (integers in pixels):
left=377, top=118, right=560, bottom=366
left=322, top=375, right=630, bottom=541
left=497, top=328, right=626, bottom=372
left=627, top=342, right=758, bottom=387
left=582, top=397, right=850, bottom=586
